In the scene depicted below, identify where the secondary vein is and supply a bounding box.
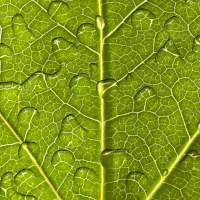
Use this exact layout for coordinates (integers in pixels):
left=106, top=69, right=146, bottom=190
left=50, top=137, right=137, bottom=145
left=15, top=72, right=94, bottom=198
left=146, top=128, right=200, bottom=200
left=0, top=112, right=62, bottom=200
left=104, top=0, right=147, bottom=40
left=31, top=0, right=99, bottom=56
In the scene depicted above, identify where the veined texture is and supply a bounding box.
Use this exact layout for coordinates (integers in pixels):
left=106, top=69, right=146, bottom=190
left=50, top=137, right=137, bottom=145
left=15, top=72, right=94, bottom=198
left=1, top=0, right=200, bottom=200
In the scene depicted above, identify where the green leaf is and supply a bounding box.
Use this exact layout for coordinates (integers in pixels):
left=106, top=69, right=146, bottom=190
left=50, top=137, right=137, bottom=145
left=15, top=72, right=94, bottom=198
left=1, top=0, right=200, bottom=199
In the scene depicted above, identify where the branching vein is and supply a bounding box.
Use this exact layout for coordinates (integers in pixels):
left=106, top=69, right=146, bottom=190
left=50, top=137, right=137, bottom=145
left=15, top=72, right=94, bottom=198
left=0, top=112, right=62, bottom=200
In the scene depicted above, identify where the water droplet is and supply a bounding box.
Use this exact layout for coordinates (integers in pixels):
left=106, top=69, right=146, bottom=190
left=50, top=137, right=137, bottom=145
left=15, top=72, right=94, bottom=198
left=12, top=14, right=36, bottom=42
left=18, top=107, right=39, bottom=128
left=77, top=23, right=99, bottom=46
left=18, top=142, right=40, bottom=160
left=118, top=73, right=135, bottom=95
left=131, top=9, right=155, bottom=30
left=52, top=37, right=79, bottom=63
left=188, top=150, right=199, bottom=156
left=163, top=169, right=168, bottom=176
left=156, top=40, right=184, bottom=67
left=57, top=114, right=87, bottom=146
left=52, top=150, right=75, bottom=171
left=1, top=172, right=36, bottom=200
left=14, top=169, right=38, bottom=193
left=165, top=15, right=190, bottom=57
left=97, top=79, right=115, bottom=96
left=0, top=43, right=13, bottom=58
left=1, top=172, right=13, bottom=189
left=74, top=167, right=97, bottom=190
left=97, top=79, right=119, bottom=101
left=48, top=1, right=70, bottom=23
left=96, top=15, right=105, bottom=29
left=24, top=195, right=37, bottom=200
left=125, top=73, right=134, bottom=84
left=154, top=29, right=169, bottom=52
left=165, top=16, right=183, bottom=45
left=126, top=171, right=149, bottom=199
left=69, top=73, right=90, bottom=95
left=101, top=149, right=128, bottom=168
left=179, top=150, right=199, bottom=171
left=134, top=86, right=158, bottom=112
left=193, top=35, right=200, bottom=53
left=89, top=63, right=98, bottom=79
left=198, top=122, right=200, bottom=130
left=165, top=16, right=178, bottom=31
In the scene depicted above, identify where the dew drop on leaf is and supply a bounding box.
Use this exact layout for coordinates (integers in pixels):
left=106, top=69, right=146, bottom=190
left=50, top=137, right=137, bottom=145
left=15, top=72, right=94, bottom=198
left=52, top=37, right=79, bottom=63
left=162, top=169, right=169, bottom=176
left=131, top=9, right=155, bottom=30
left=126, top=171, right=149, bottom=199
left=14, top=169, right=38, bottom=193
left=18, top=142, right=40, bottom=160
left=125, top=73, right=134, bottom=84
left=97, top=79, right=119, bottom=101
left=1, top=172, right=36, bottom=200
left=57, top=114, right=87, bottom=146
left=164, top=15, right=190, bottom=57
left=188, top=150, right=199, bottom=156
left=165, top=16, right=178, bottom=30
left=134, top=86, right=158, bottom=112
left=193, top=35, right=200, bottom=53
left=97, top=79, right=116, bottom=96
left=69, top=73, right=90, bottom=95
left=48, top=1, right=70, bottom=24
left=154, top=29, right=169, bottom=52
left=101, top=149, right=128, bottom=168
left=12, top=14, right=36, bottom=42
left=1, top=172, right=13, bottom=189
left=77, top=23, right=99, bottom=46
left=74, top=167, right=97, bottom=190
left=18, top=107, right=39, bottom=128
left=0, top=43, right=13, bottom=58
left=156, top=40, right=183, bottom=67
left=51, top=150, right=75, bottom=171
left=96, top=15, right=105, bottom=30
left=89, top=63, right=98, bottom=79
left=179, top=150, right=199, bottom=171
left=117, top=73, right=135, bottom=95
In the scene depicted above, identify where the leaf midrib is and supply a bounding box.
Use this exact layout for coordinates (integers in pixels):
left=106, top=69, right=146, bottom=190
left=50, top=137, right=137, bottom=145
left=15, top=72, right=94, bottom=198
left=98, top=0, right=200, bottom=199
left=98, top=0, right=105, bottom=199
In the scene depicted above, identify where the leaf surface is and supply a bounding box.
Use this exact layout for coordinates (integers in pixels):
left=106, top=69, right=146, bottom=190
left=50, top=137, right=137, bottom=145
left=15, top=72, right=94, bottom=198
left=1, top=0, right=200, bottom=199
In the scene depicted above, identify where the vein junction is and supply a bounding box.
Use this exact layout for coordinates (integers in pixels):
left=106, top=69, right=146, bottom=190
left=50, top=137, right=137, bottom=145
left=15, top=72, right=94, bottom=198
left=146, top=128, right=200, bottom=200
left=0, top=112, right=62, bottom=200
left=97, top=0, right=105, bottom=200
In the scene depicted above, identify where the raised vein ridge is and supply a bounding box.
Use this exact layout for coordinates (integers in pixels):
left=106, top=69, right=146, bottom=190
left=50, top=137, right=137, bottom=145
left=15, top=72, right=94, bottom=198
left=104, top=0, right=147, bottom=40
left=146, top=129, right=200, bottom=200
left=98, top=0, right=105, bottom=199
left=0, top=112, right=62, bottom=200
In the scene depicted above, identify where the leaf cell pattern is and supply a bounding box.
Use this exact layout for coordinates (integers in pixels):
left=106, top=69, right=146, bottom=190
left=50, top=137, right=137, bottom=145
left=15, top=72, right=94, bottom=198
left=1, top=0, right=200, bottom=200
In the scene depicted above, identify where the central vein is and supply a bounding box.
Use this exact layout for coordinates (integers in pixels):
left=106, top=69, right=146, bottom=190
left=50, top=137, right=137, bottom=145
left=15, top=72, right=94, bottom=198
left=98, top=0, right=105, bottom=200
